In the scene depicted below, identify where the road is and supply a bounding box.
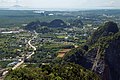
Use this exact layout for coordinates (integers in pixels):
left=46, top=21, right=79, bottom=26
left=1, top=31, right=38, bottom=79
left=26, top=32, right=38, bottom=59
left=12, top=31, right=38, bottom=70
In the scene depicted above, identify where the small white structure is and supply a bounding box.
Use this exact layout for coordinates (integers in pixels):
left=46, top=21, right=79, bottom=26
left=48, top=14, right=54, bottom=16
left=2, top=71, right=9, bottom=76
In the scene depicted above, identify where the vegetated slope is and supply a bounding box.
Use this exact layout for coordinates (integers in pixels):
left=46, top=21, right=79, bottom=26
left=24, top=20, right=41, bottom=31
left=24, top=19, right=67, bottom=31
left=62, top=21, right=120, bottom=80
left=86, top=32, right=120, bottom=80
left=70, top=19, right=83, bottom=28
left=5, top=21, right=120, bottom=80
left=88, top=21, right=119, bottom=45
left=85, top=21, right=120, bottom=80
left=63, top=47, right=92, bottom=69
left=5, top=63, right=100, bottom=80
left=24, top=19, right=84, bottom=31
left=48, top=19, right=67, bottom=28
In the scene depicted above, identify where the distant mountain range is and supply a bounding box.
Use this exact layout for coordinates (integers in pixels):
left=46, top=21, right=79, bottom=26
left=0, top=6, right=80, bottom=11
left=0, top=5, right=99, bottom=11
left=0, top=5, right=120, bottom=11
left=12, top=5, right=23, bottom=8
left=0, top=5, right=34, bottom=10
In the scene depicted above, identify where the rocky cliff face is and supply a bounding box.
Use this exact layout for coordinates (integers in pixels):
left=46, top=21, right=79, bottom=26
left=63, top=21, right=120, bottom=80
left=85, top=22, right=120, bottom=80
left=103, top=33, right=120, bottom=80
left=86, top=32, right=120, bottom=80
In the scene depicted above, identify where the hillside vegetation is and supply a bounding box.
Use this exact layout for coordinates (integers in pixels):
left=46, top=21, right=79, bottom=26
left=5, top=21, right=120, bottom=80
left=61, top=21, right=120, bottom=80
left=5, top=63, right=100, bottom=80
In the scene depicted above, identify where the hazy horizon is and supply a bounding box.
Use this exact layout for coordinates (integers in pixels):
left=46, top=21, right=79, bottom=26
left=0, top=0, right=120, bottom=10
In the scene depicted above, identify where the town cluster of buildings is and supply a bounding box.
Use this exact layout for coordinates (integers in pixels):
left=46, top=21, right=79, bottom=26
left=0, top=28, right=24, bottom=34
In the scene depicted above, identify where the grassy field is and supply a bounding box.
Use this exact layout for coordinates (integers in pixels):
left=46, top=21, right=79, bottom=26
left=57, top=35, right=66, bottom=39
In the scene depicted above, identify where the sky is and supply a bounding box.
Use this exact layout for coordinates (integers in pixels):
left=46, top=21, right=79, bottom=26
left=0, top=0, right=120, bottom=9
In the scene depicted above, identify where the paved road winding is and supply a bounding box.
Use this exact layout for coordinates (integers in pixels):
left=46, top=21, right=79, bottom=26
left=1, top=31, right=38, bottom=79
left=12, top=31, right=38, bottom=70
